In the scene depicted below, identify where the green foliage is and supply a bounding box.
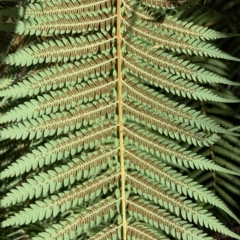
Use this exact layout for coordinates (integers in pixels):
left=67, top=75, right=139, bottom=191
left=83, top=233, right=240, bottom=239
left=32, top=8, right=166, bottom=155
left=0, top=0, right=240, bottom=239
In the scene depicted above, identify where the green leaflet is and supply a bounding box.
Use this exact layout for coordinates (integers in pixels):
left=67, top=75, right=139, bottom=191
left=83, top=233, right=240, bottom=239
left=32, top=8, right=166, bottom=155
left=14, top=10, right=115, bottom=36
left=125, top=146, right=240, bottom=223
left=124, top=124, right=240, bottom=174
left=0, top=78, right=116, bottom=122
left=123, top=17, right=240, bottom=61
left=5, top=33, right=115, bottom=66
left=1, top=122, right=117, bottom=182
left=127, top=197, right=214, bottom=240
left=2, top=171, right=120, bottom=226
left=124, top=57, right=240, bottom=101
left=88, top=224, right=120, bottom=240
left=1, top=99, right=117, bottom=140
left=31, top=197, right=118, bottom=239
left=123, top=99, right=220, bottom=146
left=127, top=223, right=170, bottom=240
left=123, top=79, right=239, bottom=135
left=0, top=56, right=116, bottom=98
left=123, top=38, right=240, bottom=86
left=127, top=172, right=240, bottom=239
left=140, top=0, right=192, bottom=9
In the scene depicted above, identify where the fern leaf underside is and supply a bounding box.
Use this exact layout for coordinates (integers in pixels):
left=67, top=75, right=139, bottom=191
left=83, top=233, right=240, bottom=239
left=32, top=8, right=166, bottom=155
left=0, top=0, right=240, bottom=240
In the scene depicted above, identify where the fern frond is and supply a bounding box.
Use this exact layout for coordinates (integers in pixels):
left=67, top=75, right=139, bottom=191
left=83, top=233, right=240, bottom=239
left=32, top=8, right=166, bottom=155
left=124, top=100, right=219, bottom=146
left=124, top=124, right=239, bottom=174
left=128, top=197, right=213, bottom=240
left=15, top=10, right=116, bottom=36
left=124, top=1, right=227, bottom=40
left=0, top=31, right=13, bottom=54
left=140, top=0, right=188, bottom=9
left=1, top=146, right=117, bottom=181
left=190, top=56, right=229, bottom=77
left=1, top=0, right=240, bottom=238
left=127, top=223, right=170, bottom=240
left=2, top=171, right=120, bottom=226
left=5, top=33, right=115, bottom=66
left=216, top=187, right=240, bottom=211
left=23, top=0, right=115, bottom=19
left=145, top=16, right=229, bottom=40
left=1, top=122, right=117, bottom=182
left=32, top=197, right=117, bottom=240
left=217, top=172, right=240, bottom=189
left=223, top=135, right=240, bottom=147
left=123, top=0, right=156, bottom=21
left=123, top=18, right=240, bottom=60
left=125, top=146, right=240, bottom=223
left=0, top=56, right=116, bottom=98
left=214, top=145, right=240, bottom=164
left=127, top=173, right=240, bottom=239
left=216, top=157, right=240, bottom=175
left=0, top=78, right=14, bottom=89
left=123, top=78, right=193, bottom=119
left=124, top=57, right=238, bottom=102
left=0, top=77, right=116, bottom=123
left=123, top=79, right=236, bottom=135
left=89, top=224, right=120, bottom=240
left=1, top=99, right=116, bottom=140
left=123, top=37, right=240, bottom=85
left=216, top=177, right=240, bottom=197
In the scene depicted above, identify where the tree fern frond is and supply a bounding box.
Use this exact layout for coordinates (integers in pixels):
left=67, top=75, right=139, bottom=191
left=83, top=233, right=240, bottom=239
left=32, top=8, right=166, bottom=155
left=123, top=78, right=194, bottom=119
left=223, top=135, right=240, bottom=147
left=123, top=1, right=228, bottom=40
left=1, top=122, right=117, bottom=183
left=89, top=224, right=120, bottom=240
left=123, top=18, right=240, bottom=61
left=22, top=0, right=116, bottom=19
left=123, top=0, right=157, bottom=21
left=124, top=56, right=238, bottom=102
left=5, top=33, right=115, bottom=66
left=0, top=56, right=116, bottom=98
left=217, top=172, right=240, bottom=189
left=124, top=100, right=219, bottom=146
left=1, top=0, right=240, bottom=238
left=127, top=223, right=170, bottom=240
left=32, top=197, right=118, bottom=240
left=123, top=37, right=240, bottom=85
left=125, top=147, right=240, bottom=223
left=2, top=171, right=120, bottom=226
left=1, top=145, right=117, bottom=180
left=15, top=10, right=116, bottom=36
left=127, top=197, right=213, bottom=240
left=216, top=186, right=240, bottom=211
left=144, top=16, right=229, bottom=41
left=124, top=124, right=239, bottom=174
left=0, top=31, right=13, bottom=55
left=214, top=145, right=240, bottom=164
left=215, top=157, right=240, bottom=176
left=190, top=56, right=229, bottom=77
left=140, top=0, right=188, bottom=9
left=123, top=79, right=237, bottom=135
left=127, top=172, right=240, bottom=239
left=1, top=99, right=116, bottom=140
left=0, top=78, right=14, bottom=89
left=0, top=77, right=116, bottom=123
left=216, top=177, right=240, bottom=197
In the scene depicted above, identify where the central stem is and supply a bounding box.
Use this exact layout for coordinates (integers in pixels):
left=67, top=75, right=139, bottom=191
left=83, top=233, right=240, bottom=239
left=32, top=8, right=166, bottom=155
left=116, top=0, right=127, bottom=239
